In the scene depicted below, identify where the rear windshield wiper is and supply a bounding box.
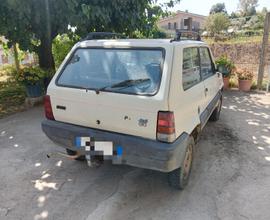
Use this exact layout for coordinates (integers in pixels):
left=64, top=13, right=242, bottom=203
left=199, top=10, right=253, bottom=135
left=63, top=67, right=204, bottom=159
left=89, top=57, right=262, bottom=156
left=95, top=78, right=151, bottom=94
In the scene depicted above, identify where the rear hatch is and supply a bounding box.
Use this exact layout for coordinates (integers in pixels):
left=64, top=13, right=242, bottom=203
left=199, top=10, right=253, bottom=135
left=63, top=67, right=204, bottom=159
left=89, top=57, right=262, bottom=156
left=47, top=41, right=172, bottom=140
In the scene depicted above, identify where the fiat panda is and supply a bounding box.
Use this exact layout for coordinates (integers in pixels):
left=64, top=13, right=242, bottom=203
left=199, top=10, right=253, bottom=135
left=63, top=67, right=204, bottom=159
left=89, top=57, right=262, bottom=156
left=42, top=32, right=223, bottom=189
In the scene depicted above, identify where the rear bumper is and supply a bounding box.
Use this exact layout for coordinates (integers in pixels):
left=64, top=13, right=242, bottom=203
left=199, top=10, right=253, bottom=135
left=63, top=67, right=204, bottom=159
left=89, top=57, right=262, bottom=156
left=41, top=120, right=189, bottom=172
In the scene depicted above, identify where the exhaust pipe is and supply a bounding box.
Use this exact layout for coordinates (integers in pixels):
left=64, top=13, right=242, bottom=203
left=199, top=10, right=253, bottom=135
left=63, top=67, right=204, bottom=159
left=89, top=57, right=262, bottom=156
left=47, top=151, right=81, bottom=160
left=47, top=151, right=101, bottom=168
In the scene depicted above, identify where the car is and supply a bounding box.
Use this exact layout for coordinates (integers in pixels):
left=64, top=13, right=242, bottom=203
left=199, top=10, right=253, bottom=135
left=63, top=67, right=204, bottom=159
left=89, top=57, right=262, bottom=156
left=42, top=32, right=223, bottom=190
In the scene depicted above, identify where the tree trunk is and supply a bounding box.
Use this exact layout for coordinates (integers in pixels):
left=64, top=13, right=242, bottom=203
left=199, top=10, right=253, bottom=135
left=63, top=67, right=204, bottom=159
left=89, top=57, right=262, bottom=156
left=38, top=36, right=55, bottom=70
left=257, top=12, right=270, bottom=90
left=37, top=0, right=55, bottom=71
left=13, top=43, right=20, bottom=74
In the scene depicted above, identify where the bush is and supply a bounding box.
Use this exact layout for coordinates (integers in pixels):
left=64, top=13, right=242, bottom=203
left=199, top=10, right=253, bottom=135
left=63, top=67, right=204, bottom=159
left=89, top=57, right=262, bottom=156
left=234, top=68, right=254, bottom=80
left=250, top=80, right=269, bottom=90
left=206, top=13, right=231, bottom=38
left=16, top=66, right=48, bottom=85
left=0, top=64, right=17, bottom=78
left=215, top=55, right=235, bottom=77
left=229, top=77, right=238, bottom=88
left=53, top=34, right=78, bottom=68
left=0, top=81, right=26, bottom=118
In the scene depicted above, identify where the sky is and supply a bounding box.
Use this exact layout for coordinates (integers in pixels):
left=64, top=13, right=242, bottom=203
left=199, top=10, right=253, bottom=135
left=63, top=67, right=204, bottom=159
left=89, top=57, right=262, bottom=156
left=168, top=0, right=270, bottom=16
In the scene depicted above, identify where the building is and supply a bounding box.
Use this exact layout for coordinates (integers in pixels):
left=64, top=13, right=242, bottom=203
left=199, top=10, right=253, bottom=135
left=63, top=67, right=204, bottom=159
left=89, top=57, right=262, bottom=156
left=157, top=11, right=207, bottom=34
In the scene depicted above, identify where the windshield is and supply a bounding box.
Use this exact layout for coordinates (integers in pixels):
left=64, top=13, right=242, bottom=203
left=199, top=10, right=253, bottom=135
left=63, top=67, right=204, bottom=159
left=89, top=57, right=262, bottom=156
left=57, top=48, right=164, bottom=95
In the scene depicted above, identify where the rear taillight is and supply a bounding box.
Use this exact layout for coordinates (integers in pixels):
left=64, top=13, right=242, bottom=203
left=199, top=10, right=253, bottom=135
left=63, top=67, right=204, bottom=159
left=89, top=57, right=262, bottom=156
left=44, top=95, right=55, bottom=120
left=157, top=111, right=176, bottom=143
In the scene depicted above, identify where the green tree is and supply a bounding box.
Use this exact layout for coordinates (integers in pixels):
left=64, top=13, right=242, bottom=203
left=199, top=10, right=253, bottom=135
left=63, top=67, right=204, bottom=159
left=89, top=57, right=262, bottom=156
left=206, top=13, right=231, bottom=37
left=261, top=7, right=268, bottom=15
left=0, top=0, right=180, bottom=71
left=238, top=0, right=258, bottom=16
left=0, top=0, right=72, bottom=71
left=210, top=3, right=227, bottom=14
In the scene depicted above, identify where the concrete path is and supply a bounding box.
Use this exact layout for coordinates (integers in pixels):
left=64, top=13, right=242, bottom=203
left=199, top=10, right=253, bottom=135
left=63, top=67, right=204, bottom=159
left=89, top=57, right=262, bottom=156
left=0, top=91, right=270, bottom=220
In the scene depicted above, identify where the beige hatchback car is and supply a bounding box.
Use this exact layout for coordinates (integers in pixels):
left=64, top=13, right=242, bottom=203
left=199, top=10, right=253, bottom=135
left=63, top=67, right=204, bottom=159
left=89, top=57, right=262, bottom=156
left=42, top=32, right=223, bottom=189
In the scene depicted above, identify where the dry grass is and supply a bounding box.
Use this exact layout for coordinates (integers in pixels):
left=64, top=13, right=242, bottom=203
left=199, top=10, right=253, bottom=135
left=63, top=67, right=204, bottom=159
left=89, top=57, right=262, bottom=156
left=203, top=35, right=266, bottom=45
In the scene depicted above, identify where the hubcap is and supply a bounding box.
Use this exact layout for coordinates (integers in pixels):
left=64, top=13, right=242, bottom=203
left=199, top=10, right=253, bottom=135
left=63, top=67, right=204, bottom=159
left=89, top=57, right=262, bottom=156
left=183, top=144, right=193, bottom=179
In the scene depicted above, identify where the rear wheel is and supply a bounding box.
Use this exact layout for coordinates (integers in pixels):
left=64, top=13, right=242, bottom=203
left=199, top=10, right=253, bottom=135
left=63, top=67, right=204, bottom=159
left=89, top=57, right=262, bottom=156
left=209, top=96, right=222, bottom=122
left=168, top=136, right=194, bottom=190
left=66, top=149, right=85, bottom=161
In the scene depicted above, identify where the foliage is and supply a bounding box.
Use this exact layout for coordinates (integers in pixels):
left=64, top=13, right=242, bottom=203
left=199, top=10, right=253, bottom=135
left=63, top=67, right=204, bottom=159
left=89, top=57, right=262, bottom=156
left=215, top=56, right=235, bottom=77
left=16, top=66, right=49, bottom=85
left=244, top=13, right=266, bottom=30
left=230, top=11, right=240, bottom=19
left=206, top=13, right=231, bottom=37
left=229, top=7, right=267, bottom=33
left=229, top=77, right=238, bottom=88
left=52, top=34, right=79, bottom=68
left=0, top=0, right=73, bottom=70
left=234, top=68, right=254, bottom=80
left=0, top=0, right=180, bottom=71
left=210, top=3, right=227, bottom=14
left=0, top=65, right=17, bottom=78
left=238, top=0, right=258, bottom=16
left=0, top=81, right=26, bottom=118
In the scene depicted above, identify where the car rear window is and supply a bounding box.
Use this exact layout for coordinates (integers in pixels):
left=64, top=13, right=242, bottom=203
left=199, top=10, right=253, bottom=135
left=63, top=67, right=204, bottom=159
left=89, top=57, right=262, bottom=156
left=57, top=48, right=164, bottom=95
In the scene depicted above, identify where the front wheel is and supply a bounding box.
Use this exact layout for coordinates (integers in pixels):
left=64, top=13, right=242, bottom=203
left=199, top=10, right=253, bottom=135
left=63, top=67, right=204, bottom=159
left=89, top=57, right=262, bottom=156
left=168, top=136, right=194, bottom=190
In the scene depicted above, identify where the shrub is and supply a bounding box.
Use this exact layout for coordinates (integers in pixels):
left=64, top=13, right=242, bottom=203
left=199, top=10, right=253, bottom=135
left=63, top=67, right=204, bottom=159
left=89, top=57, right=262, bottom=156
left=0, top=64, right=17, bottom=78
left=215, top=55, right=235, bottom=77
left=234, top=68, right=254, bottom=80
left=53, top=34, right=78, bottom=68
left=16, top=66, right=48, bottom=85
left=229, top=76, right=238, bottom=88
left=206, top=13, right=231, bottom=38
left=0, top=81, right=26, bottom=118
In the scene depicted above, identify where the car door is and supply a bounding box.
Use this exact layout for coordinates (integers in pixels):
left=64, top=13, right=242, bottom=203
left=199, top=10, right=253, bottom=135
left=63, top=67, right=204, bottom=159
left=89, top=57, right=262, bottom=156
left=172, top=47, right=207, bottom=135
left=199, top=47, right=221, bottom=126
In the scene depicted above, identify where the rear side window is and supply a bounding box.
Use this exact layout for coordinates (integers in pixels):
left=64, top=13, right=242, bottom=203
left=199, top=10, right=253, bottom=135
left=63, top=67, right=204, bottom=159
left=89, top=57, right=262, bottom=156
left=199, top=47, right=215, bottom=80
left=57, top=48, right=164, bottom=96
left=182, top=47, right=201, bottom=90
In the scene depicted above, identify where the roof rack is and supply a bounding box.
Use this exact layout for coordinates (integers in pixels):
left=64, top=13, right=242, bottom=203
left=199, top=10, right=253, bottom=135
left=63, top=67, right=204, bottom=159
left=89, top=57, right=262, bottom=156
left=82, top=32, right=126, bottom=41
left=170, top=30, right=201, bottom=42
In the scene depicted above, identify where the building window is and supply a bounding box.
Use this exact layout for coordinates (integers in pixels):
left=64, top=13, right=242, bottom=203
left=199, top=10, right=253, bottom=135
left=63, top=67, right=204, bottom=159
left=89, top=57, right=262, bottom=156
left=168, top=22, right=171, bottom=30
left=184, top=18, right=189, bottom=26
left=174, top=22, right=177, bottom=29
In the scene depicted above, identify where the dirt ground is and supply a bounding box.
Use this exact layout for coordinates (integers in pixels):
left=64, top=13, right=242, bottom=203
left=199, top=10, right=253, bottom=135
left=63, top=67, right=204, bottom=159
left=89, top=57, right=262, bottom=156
left=0, top=90, right=270, bottom=220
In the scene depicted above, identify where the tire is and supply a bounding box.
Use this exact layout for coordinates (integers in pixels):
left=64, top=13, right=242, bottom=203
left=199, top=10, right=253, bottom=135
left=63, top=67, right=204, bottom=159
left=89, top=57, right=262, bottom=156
left=209, top=96, right=222, bottom=122
left=168, top=136, right=194, bottom=190
left=66, top=149, right=85, bottom=161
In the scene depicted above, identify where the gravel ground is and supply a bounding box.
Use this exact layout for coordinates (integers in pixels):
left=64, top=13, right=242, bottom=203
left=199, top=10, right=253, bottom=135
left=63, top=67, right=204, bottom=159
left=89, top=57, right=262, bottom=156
left=0, top=90, right=269, bottom=220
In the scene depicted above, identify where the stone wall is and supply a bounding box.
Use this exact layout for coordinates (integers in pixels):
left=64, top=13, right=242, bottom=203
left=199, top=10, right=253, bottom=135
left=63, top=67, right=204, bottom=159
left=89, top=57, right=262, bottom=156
left=209, top=43, right=270, bottom=75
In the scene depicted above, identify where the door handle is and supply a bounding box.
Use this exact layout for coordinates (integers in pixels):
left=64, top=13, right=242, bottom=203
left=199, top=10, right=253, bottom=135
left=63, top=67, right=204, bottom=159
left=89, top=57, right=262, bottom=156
left=205, top=88, right=208, bottom=92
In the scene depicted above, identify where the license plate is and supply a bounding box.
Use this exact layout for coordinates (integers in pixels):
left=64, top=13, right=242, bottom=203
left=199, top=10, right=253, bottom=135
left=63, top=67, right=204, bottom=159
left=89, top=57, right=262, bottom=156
left=75, top=137, right=122, bottom=156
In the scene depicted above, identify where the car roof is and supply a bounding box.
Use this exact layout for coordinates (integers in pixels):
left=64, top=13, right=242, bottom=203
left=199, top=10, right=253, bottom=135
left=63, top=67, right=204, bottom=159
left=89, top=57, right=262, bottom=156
left=76, top=39, right=207, bottom=48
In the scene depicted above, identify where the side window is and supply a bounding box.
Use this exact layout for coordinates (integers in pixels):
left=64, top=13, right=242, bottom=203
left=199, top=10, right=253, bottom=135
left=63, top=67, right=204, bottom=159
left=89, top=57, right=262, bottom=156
left=199, top=47, right=215, bottom=80
left=182, top=47, right=201, bottom=91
